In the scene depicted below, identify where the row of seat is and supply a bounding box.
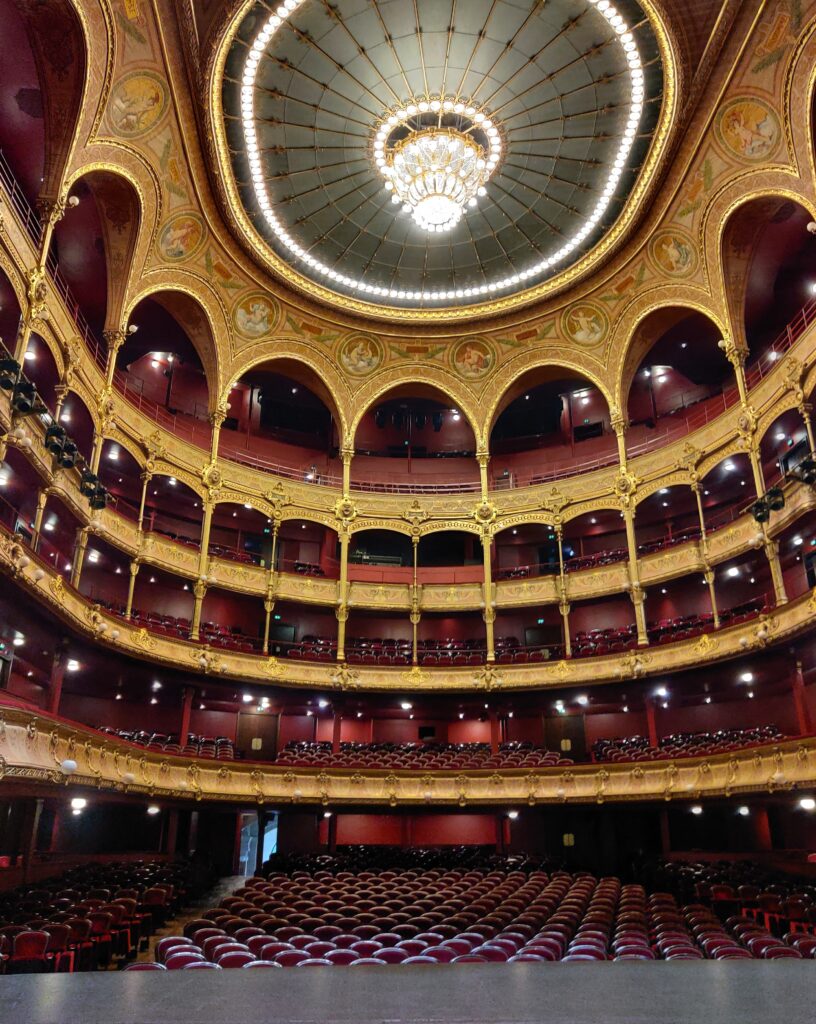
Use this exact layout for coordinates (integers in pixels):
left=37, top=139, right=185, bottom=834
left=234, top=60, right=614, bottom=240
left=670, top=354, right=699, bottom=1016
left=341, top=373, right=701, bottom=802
left=0, top=860, right=200, bottom=974
left=593, top=726, right=784, bottom=762
left=128, top=859, right=816, bottom=971
left=272, top=742, right=574, bottom=769
left=97, top=728, right=236, bottom=761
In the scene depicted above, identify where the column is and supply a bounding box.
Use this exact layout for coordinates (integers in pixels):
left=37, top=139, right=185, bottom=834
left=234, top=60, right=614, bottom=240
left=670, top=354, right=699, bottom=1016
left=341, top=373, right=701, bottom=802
left=481, top=527, right=496, bottom=663
left=410, top=536, right=420, bottom=665
left=31, top=487, right=49, bottom=553
left=477, top=446, right=490, bottom=501
left=751, top=807, right=773, bottom=852
left=70, top=527, right=88, bottom=589
left=209, top=404, right=228, bottom=463
left=332, top=707, right=342, bottom=753
left=556, top=525, right=571, bottom=657
left=341, top=443, right=354, bottom=496
left=47, top=644, right=67, bottom=715
left=336, top=527, right=350, bottom=661
left=137, top=472, right=152, bottom=534
left=101, top=329, right=126, bottom=389
left=798, top=400, right=815, bottom=453
left=763, top=534, right=788, bottom=606
left=721, top=336, right=749, bottom=407
left=178, top=686, right=195, bottom=747
left=53, top=384, right=69, bottom=420
left=14, top=197, right=74, bottom=362
left=792, top=660, right=813, bottom=736
left=125, top=559, right=140, bottom=619
left=622, top=506, right=648, bottom=645
left=192, top=498, right=215, bottom=641
left=611, top=411, right=628, bottom=467
left=262, top=524, right=279, bottom=654
left=692, top=482, right=720, bottom=627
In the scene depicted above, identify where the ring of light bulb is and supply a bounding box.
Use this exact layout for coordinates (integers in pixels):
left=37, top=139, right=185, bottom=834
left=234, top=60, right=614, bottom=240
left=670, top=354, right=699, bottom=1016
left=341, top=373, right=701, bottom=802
left=239, top=0, right=645, bottom=304
left=373, top=98, right=503, bottom=233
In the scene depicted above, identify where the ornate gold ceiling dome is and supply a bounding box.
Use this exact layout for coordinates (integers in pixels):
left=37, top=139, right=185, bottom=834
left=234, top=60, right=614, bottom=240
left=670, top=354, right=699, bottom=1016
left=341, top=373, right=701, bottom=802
left=216, top=0, right=670, bottom=321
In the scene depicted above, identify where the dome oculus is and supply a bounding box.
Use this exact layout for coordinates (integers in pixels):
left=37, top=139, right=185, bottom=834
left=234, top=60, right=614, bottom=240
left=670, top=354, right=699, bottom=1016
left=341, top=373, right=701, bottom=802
left=231, top=0, right=660, bottom=309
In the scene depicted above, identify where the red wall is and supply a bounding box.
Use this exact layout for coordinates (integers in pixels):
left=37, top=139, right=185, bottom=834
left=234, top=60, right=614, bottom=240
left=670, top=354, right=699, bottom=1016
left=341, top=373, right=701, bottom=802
left=331, top=813, right=497, bottom=847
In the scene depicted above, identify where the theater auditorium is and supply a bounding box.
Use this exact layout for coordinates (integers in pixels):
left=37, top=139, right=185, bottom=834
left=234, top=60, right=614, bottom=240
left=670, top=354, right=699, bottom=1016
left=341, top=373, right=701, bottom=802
left=0, top=0, right=815, bottom=1021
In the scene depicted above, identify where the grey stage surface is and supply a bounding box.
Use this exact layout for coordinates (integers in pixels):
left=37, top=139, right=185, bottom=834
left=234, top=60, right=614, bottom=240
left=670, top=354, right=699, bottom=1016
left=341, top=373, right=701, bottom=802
left=1, top=962, right=813, bottom=1024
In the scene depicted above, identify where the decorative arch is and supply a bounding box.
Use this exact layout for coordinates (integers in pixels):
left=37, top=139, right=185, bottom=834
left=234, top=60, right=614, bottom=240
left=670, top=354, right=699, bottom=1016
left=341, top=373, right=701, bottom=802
left=60, top=167, right=142, bottom=334
left=10, top=0, right=88, bottom=205
left=123, top=281, right=224, bottom=407
left=485, top=355, right=613, bottom=440
left=224, top=344, right=349, bottom=441
left=349, top=371, right=480, bottom=448
left=613, top=289, right=727, bottom=412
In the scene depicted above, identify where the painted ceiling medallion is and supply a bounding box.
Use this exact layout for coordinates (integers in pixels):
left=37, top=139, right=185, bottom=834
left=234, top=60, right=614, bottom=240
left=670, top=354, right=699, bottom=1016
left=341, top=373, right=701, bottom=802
left=222, top=0, right=665, bottom=313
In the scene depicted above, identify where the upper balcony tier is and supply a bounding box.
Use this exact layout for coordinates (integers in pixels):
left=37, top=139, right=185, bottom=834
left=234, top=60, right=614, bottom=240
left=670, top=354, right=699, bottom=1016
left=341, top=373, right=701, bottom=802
left=2, top=149, right=816, bottom=513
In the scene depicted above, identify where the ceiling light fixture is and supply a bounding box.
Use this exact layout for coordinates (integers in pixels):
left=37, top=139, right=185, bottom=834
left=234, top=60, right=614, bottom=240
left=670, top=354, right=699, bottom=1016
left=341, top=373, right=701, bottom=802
left=239, top=0, right=645, bottom=302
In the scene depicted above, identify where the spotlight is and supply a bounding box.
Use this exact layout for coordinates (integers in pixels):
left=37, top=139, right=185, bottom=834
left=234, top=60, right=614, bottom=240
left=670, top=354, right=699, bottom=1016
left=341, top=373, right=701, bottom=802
left=147, top=805, right=160, bottom=816
left=690, top=805, right=703, bottom=816
left=507, top=810, right=519, bottom=820
left=737, top=806, right=750, bottom=817
left=70, top=798, right=87, bottom=810
left=799, top=797, right=816, bottom=811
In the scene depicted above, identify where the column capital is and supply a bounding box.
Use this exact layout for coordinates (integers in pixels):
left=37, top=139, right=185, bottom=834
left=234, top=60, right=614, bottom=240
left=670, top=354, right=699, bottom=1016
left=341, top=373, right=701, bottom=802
left=102, top=328, right=127, bottom=353
left=719, top=334, right=747, bottom=368
left=340, top=444, right=354, bottom=464
left=209, top=401, right=229, bottom=430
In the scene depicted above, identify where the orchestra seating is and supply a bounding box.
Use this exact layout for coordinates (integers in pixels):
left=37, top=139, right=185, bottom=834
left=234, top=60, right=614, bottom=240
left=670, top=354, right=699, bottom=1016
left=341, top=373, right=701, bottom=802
left=119, top=853, right=816, bottom=971
left=0, top=860, right=199, bottom=974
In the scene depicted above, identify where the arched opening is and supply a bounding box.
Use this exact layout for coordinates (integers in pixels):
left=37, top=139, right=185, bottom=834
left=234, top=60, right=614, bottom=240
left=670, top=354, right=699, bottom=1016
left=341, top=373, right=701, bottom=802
left=222, top=360, right=341, bottom=482
left=699, top=454, right=755, bottom=534
left=636, top=485, right=701, bottom=555
left=623, top=307, right=733, bottom=456
left=48, top=171, right=140, bottom=341
left=490, top=368, right=614, bottom=487
left=562, top=509, right=627, bottom=571
left=494, top=523, right=560, bottom=580
left=96, top=440, right=143, bottom=524
left=353, top=385, right=478, bottom=493
left=277, top=519, right=338, bottom=579
left=210, top=502, right=276, bottom=567
left=17, top=333, right=58, bottom=413
left=721, top=196, right=816, bottom=367
left=758, top=409, right=811, bottom=488
left=349, top=528, right=412, bottom=577
left=0, top=0, right=86, bottom=207
left=142, top=475, right=202, bottom=547
left=118, top=292, right=213, bottom=442
left=0, top=269, right=22, bottom=357
left=56, top=391, right=95, bottom=463
left=78, top=535, right=131, bottom=609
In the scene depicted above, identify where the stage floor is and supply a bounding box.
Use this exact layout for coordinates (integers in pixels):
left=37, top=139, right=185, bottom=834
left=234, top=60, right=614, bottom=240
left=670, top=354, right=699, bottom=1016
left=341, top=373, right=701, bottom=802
left=2, top=961, right=814, bottom=1024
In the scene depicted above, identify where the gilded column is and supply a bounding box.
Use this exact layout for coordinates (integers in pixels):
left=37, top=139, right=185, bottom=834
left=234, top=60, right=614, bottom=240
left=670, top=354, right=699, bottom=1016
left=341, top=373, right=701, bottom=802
left=102, top=329, right=126, bottom=389
left=800, top=400, right=815, bottom=453
left=125, top=559, right=140, bottom=619
left=14, top=196, right=76, bottom=362
left=209, top=403, right=228, bottom=463
left=622, top=505, right=648, bottom=646
left=341, top=442, right=354, bottom=497
left=555, top=524, right=572, bottom=657
left=720, top=335, right=750, bottom=407
left=31, top=487, right=50, bottom=552
left=336, top=526, right=350, bottom=661
left=692, top=481, right=720, bottom=628
left=410, top=535, right=420, bottom=665
left=476, top=445, right=490, bottom=502
left=70, top=527, right=88, bottom=589
left=136, top=471, right=152, bottom=535
left=191, top=497, right=215, bottom=640
left=262, top=524, right=279, bottom=654
left=482, top=526, right=496, bottom=663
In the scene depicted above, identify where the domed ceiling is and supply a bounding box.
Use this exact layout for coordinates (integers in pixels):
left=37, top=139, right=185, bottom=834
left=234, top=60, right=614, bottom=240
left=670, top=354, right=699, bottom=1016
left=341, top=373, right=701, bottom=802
left=219, top=0, right=665, bottom=318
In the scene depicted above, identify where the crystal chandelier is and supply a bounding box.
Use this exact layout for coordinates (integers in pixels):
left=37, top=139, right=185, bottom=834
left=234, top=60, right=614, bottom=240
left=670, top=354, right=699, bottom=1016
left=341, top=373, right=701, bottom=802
left=374, top=98, right=502, bottom=233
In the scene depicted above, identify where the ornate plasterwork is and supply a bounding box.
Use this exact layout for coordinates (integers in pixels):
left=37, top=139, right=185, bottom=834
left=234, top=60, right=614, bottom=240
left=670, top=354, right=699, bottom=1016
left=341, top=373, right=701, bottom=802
left=3, top=702, right=815, bottom=806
